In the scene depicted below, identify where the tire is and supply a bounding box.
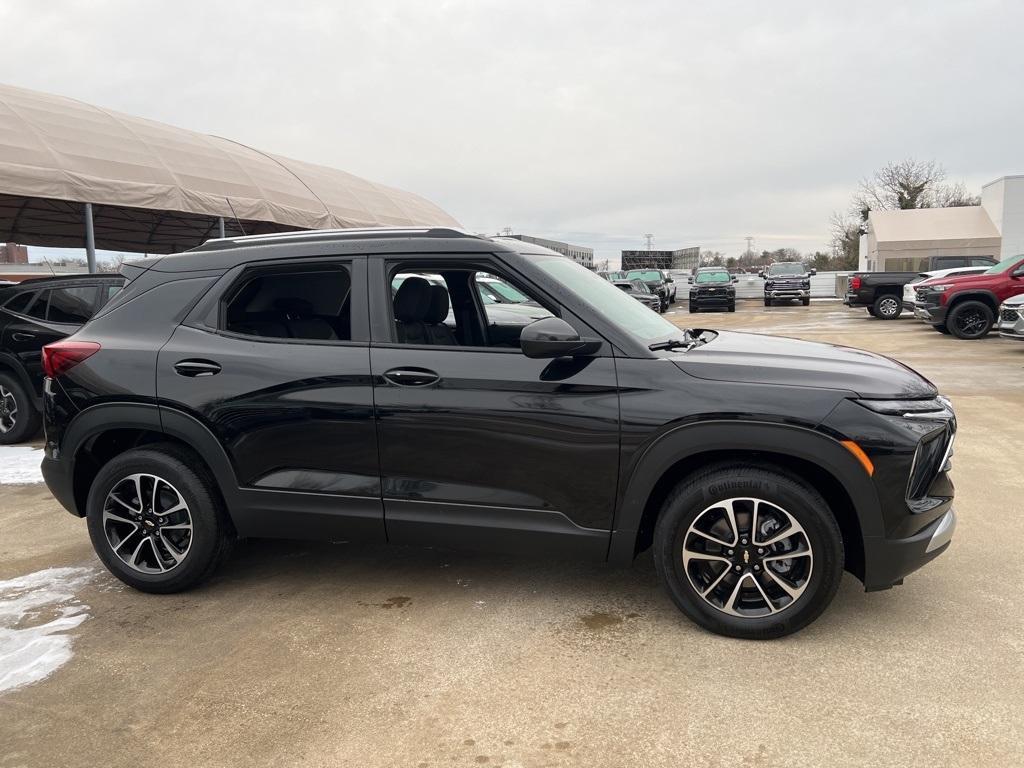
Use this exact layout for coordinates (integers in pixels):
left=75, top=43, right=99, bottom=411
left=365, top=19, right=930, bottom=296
left=728, top=304, right=736, bottom=313
left=872, top=294, right=902, bottom=320
left=86, top=444, right=234, bottom=593
left=763, top=298, right=771, bottom=307
left=688, top=305, right=697, bottom=313
left=801, top=298, right=810, bottom=307
left=653, top=463, right=843, bottom=639
left=0, top=371, right=40, bottom=445
left=947, top=300, right=994, bottom=340
left=866, top=306, right=877, bottom=317
left=934, top=323, right=951, bottom=335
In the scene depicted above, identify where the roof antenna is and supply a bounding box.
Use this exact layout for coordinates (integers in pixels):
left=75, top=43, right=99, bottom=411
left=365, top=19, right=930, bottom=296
left=224, top=198, right=247, bottom=236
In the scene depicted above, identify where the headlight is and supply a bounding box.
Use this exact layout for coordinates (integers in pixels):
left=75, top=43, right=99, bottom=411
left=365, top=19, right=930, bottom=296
left=855, top=397, right=953, bottom=419
left=929, top=284, right=951, bottom=292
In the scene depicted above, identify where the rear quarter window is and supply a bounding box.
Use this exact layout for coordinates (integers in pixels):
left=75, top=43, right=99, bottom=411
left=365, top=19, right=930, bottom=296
left=3, top=289, right=36, bottom=314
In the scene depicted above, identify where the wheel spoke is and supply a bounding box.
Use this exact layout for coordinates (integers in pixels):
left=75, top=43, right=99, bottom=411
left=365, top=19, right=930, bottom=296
left=148, top=537, right=167, bottom=572
left=103, top=510, right=138, bottom=527
left=687, top=528, right=731, bottom=547
left=160, top=535, right=188, bottom=565
left=723, top=573, right=748, bottom=615
left=721, top=499, right=739, bottom=546
left=160, top=522, right=192, bottom=532
left=113, top=527, right=140, bottom=552
left=749, top=572, right=778, bottom=613
left=127, top=536, right=148, bottom=568
left=108, top=493, right=141, bottom=515
left=701, top=566, right=731, bottom=597
left=762, top=568, right=803, bottom=601
left=158, top=501, right=187, bottom=517
left=151, top=477, right=161, bottom=514
left=762, top=546, right=811, bottom=562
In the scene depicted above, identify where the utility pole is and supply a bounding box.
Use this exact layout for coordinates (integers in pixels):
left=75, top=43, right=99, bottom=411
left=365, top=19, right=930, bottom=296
left=644, top=233, right=654, bottom=251
left=745, top=236, right=754, bottom=257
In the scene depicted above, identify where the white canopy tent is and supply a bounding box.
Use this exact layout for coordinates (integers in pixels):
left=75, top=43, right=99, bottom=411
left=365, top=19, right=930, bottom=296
left=0, top=82, right=459, bottom=267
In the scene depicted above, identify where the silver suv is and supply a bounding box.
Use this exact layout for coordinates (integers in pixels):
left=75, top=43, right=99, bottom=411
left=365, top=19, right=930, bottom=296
left=998, top=294, right=1024, bottom=341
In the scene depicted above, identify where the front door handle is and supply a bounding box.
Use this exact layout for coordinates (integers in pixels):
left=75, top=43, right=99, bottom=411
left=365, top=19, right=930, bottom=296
left=174, top=359, right=222, bottom=377
left=382, top=367, right=440, bottom=387
left=12, top=332, right=35, bottom=341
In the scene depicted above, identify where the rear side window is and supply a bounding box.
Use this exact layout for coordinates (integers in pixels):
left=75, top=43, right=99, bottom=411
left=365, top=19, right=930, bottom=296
left=47, top=286, right=98, bottom=323
left=224, top=266, right=352, bottom=342
left=26, top=291, right=49, bottom=319
left=3, top=290, right=36, bottom=314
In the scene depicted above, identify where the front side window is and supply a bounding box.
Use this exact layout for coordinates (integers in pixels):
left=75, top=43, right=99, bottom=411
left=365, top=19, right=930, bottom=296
left=224, top=266, right=351, bottom=341
left=3, top=289, right=36, bottom=315
left=390, top=267, right=552, bottom=349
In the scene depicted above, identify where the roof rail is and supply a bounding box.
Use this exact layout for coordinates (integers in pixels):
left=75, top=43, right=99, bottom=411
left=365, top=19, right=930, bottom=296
left=195, top=226, right=483, bottom=251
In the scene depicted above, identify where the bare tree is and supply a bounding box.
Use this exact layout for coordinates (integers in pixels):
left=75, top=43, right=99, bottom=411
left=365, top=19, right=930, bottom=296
left=853, top=159, right=979, bottom=217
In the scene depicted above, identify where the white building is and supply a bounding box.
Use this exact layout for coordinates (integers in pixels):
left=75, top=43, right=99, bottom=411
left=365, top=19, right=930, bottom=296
left=859, top=174, right=1024, bottom=271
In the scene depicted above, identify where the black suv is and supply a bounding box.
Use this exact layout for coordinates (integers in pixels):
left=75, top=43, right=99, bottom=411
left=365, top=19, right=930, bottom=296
left=41, top=228, right=957, bottom=639
left=624, top=269, right=671, bottom=312
left=0, top=274, right=124, bottom=443
left=688, top=268, right=736, bottom=313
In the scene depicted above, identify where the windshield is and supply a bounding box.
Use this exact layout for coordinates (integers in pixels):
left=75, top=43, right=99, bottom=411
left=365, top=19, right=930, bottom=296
left=534, top=257, right=681, bottom=344
left=768, top=263, right=805, bottom=276
left=983, top=254, right=1024, bottom=275
left=626, top=270, right=662, bottom=282
left=695, top=270, right=730, bottom=284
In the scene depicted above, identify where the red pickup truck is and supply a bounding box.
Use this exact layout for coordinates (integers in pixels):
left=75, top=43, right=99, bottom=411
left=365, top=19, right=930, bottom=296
left=914, top=253, right=1024, bottom=338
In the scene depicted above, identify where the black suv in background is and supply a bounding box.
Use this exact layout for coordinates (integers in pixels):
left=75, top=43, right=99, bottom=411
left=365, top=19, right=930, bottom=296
left=0, top=274, right=123, bottom=443
left=761, top=262, right=815, bottom=306
left=625, top=269, right=671, bottom=311
left=688, top=267, right=736, bottom=313
left=41, top=228, right=957, bottom=639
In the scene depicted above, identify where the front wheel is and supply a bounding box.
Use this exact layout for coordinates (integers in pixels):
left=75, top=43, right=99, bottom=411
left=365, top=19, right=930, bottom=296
left=0, top=372, right=40, bottom=445
left=801, top=297, right=810, bottom=306
left=86, top=445, right=234, bottom=593
left=763, top=298, right=771, bottom=307
left=947, top=300, right=994, bottom=339
left=728, top=304, right=736, bottom=313
left=653, top=464, right=844, bottom=639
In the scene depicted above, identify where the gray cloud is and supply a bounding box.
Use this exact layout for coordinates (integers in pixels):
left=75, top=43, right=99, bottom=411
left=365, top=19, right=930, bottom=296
left=2, top=0, right=1020, bottom=267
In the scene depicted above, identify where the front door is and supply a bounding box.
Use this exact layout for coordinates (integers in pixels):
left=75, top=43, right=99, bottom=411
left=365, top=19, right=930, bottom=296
left=369, top=256, right=620, bottom=559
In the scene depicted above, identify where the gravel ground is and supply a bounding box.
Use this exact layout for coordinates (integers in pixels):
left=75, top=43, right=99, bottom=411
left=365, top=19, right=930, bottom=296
left=1, top=300, right=1021, bottom=768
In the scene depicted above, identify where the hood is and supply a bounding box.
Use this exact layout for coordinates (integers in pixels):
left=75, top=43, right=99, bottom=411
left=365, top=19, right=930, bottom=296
left=919, top=272, right=992, bottom=288
left=673, top=330, right=937, bottom=399
left=1004, top=293, right=1024, bottom=307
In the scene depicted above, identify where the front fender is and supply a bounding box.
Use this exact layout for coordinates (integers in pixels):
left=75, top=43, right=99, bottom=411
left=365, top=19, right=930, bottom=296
left=606, top=420, right=882, bottom=564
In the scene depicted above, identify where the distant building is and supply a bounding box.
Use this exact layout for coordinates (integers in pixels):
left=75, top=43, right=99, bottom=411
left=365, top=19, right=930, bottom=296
left=0, top=243, right=28, bottom=264
left=860, top=174, right=1024, bottom=271
left=505, top=234, right=594, bottom=269
left=621, top=246, right=700, bottom=271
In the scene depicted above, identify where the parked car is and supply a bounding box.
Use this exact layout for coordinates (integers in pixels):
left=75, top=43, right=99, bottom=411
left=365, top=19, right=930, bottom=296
left=760, top=262, right=814, bottom=306
left=41, top=227, right=957, bottom=639
left=688, top=268, right=736, bottom=313
left=915, top=254, right=1024, bottom=338
left=845, top=255, right=997, bottom=319
left=625, top=269, right=670, bottom=311
left=661, top=269, right=677, bottom=304
left=0, top=273, right=124, bottom=443
left=998, top=294, right=1024, bottom=341
left=612, top=279, right=661, bottom=312
left=902, top=267, right=990, bottom=310
left=598, top=270, right=626, bottom=282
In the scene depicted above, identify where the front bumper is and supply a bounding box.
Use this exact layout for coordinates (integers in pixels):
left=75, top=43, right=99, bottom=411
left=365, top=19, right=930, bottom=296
left=915, top=302, right=947, bottom=326
left=998, top=308, right=1024, bottom=339
left=768, top=288, right=809, bottom=298
left=690, top=292, right=735, bottom=307
left=864, top=507, right=956, bottom=591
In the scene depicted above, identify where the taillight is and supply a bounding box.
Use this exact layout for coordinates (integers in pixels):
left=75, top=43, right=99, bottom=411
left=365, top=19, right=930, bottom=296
left=41, top=341, right=100, bottom=378
left=850, top=275, right=862, bottom=290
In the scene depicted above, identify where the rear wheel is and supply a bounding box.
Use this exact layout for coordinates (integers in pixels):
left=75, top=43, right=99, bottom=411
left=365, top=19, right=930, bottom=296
left=0, top=372, right=40, bottom=445
left=653, top=464, right=843, bottom=639
left=86, top=445, right=234, bottom=593
left=728, top=303, right=736, bottom=313
left=872, top=294, right=902, bottom=320
left=866, top=306, right=877, bottom=317
left=948, top=300, right=993, bottom=339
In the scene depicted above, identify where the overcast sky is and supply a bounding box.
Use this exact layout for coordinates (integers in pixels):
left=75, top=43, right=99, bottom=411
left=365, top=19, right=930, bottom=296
left=2, top=0, right=1021, bottom=267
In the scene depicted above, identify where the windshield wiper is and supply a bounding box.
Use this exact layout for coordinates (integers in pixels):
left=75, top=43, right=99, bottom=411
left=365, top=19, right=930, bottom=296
left=648, top=337, right=693, bottom=352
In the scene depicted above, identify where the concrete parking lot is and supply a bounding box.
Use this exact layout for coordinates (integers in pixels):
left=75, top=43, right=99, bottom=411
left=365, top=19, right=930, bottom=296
left=1, top=300, right=1021, bottom=768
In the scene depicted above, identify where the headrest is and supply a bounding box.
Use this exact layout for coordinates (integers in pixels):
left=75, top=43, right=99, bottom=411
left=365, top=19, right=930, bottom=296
left=425, top=284, right=450, bottom=324
left=273, top=297, right=314, bottom=317
left=394, top=277, right=432, bottom=322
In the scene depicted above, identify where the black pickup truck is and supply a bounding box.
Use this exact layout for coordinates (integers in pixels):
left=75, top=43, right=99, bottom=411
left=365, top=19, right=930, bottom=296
left=844, top=255, right=997, bottom=319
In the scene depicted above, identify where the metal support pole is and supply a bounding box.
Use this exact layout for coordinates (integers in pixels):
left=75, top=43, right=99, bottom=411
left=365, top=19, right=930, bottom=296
left=218, top=216, right=226, bottom=239
left=84, top=203, right=97, bottom=273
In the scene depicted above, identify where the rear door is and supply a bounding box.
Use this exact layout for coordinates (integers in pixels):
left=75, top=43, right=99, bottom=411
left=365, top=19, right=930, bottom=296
left=158, top=256, right=384, bottom=542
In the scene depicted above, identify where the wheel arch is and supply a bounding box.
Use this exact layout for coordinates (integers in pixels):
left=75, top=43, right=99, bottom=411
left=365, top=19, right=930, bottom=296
left=947, top=290, right=999, bottom=313
left=0, top=351, right=35, bottom=396
left=65, top=403, right=240, bottom=519
left=607, top=422, right=878, bottom=580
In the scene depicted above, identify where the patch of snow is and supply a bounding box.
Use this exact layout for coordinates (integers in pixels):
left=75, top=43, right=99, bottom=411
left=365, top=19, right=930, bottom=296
left=0, top=566, right=95, bottom=694
left=0, top=445, right=45, bottom=484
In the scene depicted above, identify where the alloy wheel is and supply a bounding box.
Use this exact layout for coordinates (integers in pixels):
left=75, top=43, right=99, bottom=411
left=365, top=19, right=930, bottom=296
left=954, top=308, right=988, bottom=337
left=0, top=385, right=17, bottom=434
left=878, top=297, right=899, bottom=317
left=682, top=497, right=813, bottom=617
left=102, top=473, right=194, bottom=574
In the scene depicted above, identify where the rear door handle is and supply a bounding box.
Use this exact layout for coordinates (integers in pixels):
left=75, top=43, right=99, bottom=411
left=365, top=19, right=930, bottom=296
left=12, top=332, right=35, bottom=341
left=174, top=359, right=222, bottom=377
left=382, top=367, right=440, bottom=387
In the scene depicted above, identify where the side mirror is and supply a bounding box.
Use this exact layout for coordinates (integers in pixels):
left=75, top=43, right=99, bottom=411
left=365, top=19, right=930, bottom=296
left=809, top=268, right=817, bottom=276
left=521, top=317, right=601, bottom=359
left=665, top=276, right=674, bottom=283
left=732, top=276, right=738, bottom=283
left=1013, top=266, right=1024, bottom=278
left=758, top=271, right=765, bottom=279
left=687, top=277, right=693, bottom=284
